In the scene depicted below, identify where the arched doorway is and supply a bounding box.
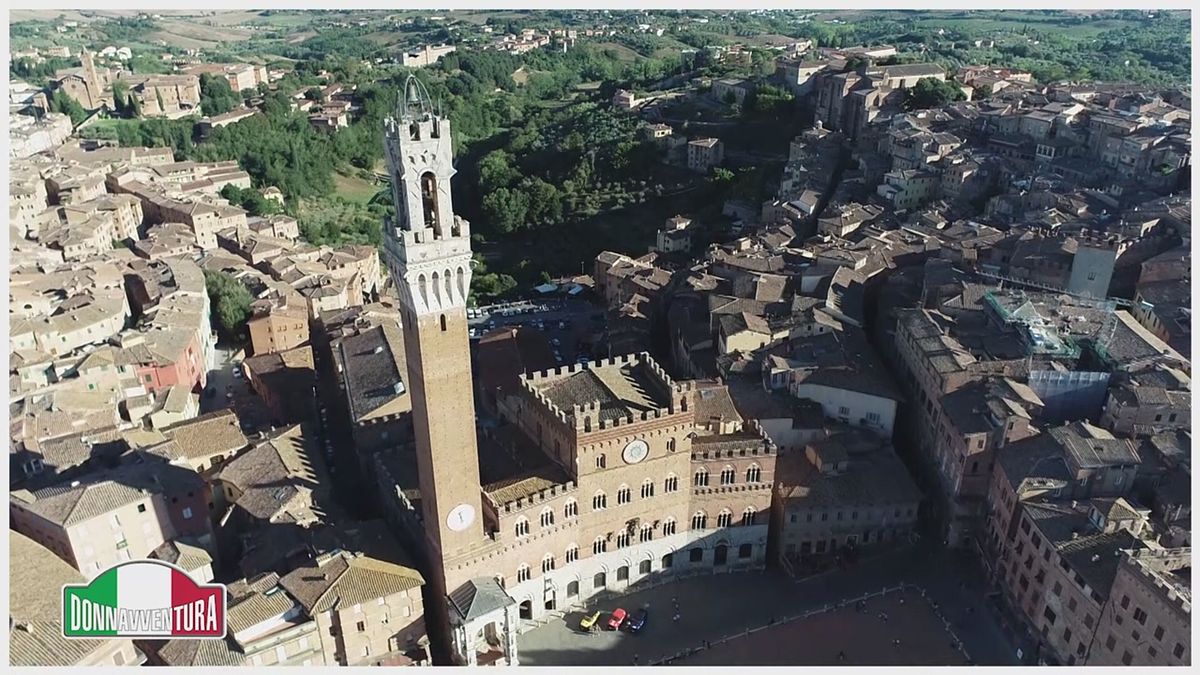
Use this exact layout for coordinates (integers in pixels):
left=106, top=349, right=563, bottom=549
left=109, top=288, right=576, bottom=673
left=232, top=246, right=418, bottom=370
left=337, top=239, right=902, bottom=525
left=714, top=544, right=728, bottom=566
left=519, top=600, right=532, bottom=620
left=662, top=553, right=674, bottom=568
left=639, top=559, right=652, bottom=575
left=567, top=580, right=580, bottom=598
left=593, top=572, right=606, bottom=589
left=617, top=565, right=629, bottom=581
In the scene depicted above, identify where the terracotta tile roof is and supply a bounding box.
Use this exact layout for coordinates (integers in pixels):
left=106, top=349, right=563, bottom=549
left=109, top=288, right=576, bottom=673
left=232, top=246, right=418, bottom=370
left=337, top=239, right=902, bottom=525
left=162, top=409, right=249, bottom=460
left=9, top=531, right=127, bottom=666
left=279, top=552, right=423, bottom=615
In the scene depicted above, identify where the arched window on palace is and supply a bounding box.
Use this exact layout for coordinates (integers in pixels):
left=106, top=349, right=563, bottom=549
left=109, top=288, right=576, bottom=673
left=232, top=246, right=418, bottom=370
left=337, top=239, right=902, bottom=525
left=691, top=511, right=707, bottom=530
left=746, top=464, right=762, bottom=483
left=592, top=491, right=607, bottom=511
left=641, top=479, right=655, bottom=499
left=540, top=508, right=554, bottom=528
left=515, top=518, right=530, bottom=537
left=742, top=507, right=757, bottom=526
left=716, top=510, right=733, bottom=528
left=694, top=468, right=709, bottom=487
left=720, top=465, right=736, bottom=485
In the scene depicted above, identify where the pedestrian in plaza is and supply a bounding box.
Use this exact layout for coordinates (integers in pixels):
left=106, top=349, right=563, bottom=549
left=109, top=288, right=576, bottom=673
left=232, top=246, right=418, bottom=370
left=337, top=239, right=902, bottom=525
left=893, top=639, right=901, bottom=648
left=837, top=651, right=846, bottom=661
left=633, top=654, right=639, bottom=665
left=673, top=612, right=680, bottom=623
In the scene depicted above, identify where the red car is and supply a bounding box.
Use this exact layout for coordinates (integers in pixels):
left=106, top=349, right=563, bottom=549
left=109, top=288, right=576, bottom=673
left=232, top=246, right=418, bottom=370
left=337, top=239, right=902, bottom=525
left=607, top=608, right=628, bottom=630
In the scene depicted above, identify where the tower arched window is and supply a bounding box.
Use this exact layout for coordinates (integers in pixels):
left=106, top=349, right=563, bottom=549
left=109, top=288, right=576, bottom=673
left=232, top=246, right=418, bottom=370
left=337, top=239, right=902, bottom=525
left=420, top=172, right=440, bottom=233
left=515, top=518, right=530, bottom=537
left=742, top=507, right=757, bottom=526
left=720, top=466, right=736, bottom=485
left=641, top=479, right=655, bottom=499
left=595, top=454, right=606, bottom=469
left=716, top=509, right=733, bottom=528
left=617, top=485, right=631, bottom=505
left=693, top=468, right=709, bottom=487
left=564, top=500, right=578, bottom=519
left=691, top=511, right=707, bottom=530
left=746, top=464, right=762, bottom=483
left=516, top=564, right=531, bottom=583
left=667, top=437, right=676, bottom=452
left=439, top=314, right=447, bottom=332
left=540, top=508, right=554, bottom=528
left=592, top=491, right=607, bottom=511
left=662, top=518, right=677, bottom=536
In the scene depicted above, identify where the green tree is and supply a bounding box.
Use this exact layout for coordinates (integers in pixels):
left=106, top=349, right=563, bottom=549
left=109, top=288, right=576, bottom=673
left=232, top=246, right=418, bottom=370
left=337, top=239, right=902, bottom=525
left=481, top=187, right=530, bottom=234
left=903, top=77, right=967, bottom=111
left=199, top=73, right=240, bottom=116
left=112, top=80, right=128, bottom=117
left=203, top=269, right=253, bottom=341
left=49, top=89, right=87, bottom=125
left=522, top=177, right=563, bottom=227
left=478, top=150, right=520, bottom=192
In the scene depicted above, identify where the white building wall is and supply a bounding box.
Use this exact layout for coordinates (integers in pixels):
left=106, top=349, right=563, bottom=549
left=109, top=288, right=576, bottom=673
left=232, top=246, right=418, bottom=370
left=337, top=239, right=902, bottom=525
left=790, top=383, right=896, bottom=438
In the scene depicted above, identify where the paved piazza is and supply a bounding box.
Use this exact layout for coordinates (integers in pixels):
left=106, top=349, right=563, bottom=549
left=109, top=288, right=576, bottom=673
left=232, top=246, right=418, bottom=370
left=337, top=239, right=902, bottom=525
left=679, top=589, right=968, bottom=666
left=517, top=544, right=1017, bottom=666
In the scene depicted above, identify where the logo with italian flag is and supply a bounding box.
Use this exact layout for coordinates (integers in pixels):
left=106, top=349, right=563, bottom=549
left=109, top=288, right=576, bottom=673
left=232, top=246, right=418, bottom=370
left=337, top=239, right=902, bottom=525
left=62, top=559, right=226, bottom=639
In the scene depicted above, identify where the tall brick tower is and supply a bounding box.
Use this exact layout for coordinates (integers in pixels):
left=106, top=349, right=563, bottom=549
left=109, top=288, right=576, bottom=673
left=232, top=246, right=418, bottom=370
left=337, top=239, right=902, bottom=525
left=382, top=77, right=485, bottom=589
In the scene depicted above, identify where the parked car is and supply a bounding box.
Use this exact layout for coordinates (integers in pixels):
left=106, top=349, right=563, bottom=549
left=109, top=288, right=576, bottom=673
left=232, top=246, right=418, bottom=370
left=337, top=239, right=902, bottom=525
left=579, top=610, right=601, bottom=631
left=607, top=608, right=627, bottom=630
left=627, top=608, right=648, bottom=633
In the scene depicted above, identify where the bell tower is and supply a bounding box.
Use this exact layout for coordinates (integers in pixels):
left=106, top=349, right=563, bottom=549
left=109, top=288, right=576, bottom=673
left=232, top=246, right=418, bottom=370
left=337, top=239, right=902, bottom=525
left=383, top=77, right=484, bottom=565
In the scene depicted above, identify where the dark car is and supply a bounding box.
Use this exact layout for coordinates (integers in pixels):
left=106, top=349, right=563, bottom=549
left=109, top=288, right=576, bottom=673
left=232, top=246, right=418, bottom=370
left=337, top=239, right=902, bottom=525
left=627, top=608, right=648, bottom=633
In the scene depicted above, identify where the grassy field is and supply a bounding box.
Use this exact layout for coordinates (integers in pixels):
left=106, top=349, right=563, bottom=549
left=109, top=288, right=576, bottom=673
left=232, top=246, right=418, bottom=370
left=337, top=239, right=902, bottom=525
left=593, top=42, right=642, bottom=62
left=333, top=171, right=381, bottom=205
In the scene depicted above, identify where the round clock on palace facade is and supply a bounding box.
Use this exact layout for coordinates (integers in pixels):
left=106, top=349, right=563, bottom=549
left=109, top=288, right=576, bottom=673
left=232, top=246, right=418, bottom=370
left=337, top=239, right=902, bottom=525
left=622, top=438, right=650, bottom=464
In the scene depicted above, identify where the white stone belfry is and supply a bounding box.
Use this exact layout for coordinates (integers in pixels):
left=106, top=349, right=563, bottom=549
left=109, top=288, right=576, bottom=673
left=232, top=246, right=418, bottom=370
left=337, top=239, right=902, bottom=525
left=383, top=76, right=473, bottom=316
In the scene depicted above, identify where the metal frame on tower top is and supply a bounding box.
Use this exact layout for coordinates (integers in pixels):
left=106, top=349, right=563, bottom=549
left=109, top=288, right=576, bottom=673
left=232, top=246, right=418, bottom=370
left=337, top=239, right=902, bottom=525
left=401, top=75, right=435, bottom=121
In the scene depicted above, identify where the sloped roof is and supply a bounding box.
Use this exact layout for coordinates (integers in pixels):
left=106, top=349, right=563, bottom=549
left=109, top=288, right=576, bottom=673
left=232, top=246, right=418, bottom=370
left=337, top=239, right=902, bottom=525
left=279, top=552, right=424, bottom=614
left=9, top=531, right=123, bottom=666
left=449, top=577, right=515, bottom=623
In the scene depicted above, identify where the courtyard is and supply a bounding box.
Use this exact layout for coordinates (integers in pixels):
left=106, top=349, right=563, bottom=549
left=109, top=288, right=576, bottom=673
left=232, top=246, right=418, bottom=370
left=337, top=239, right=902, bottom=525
left=516, top=543, right=1019, bottom=667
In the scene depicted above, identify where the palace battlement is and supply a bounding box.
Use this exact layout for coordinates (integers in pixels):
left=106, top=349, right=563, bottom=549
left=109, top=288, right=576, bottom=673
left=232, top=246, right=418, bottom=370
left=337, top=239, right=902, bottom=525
left=498, top=480, right=578, bottom=515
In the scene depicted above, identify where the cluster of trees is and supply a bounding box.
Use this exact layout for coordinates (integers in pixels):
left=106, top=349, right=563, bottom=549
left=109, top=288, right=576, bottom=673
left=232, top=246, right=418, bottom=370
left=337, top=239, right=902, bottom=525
left=192, top=91, right=339, bottom=202
left=110, top=80, right=142, bottom=119
left=297, top=199, right=385, bottom=247
left=219, top=184, right=283, bottom=217
left=203, top=269, right=253, bottom=341
left=11, top=56, right=77, bottom=87
left=48, top=89, right=88, bottom=125
left=472, top=102, right=660, bottom=235
left=469, top=254, right=519, bottom=306
left=903, top=77, right=967, bottom=111
left=199, top=74, right=242, bottom=117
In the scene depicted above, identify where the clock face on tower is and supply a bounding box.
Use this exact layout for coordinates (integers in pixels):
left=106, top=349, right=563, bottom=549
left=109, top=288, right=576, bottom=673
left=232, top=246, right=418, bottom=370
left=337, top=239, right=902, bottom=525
left=446, top=503, right=476, bottom=532
left=622, top=439, right=650, bottom=465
